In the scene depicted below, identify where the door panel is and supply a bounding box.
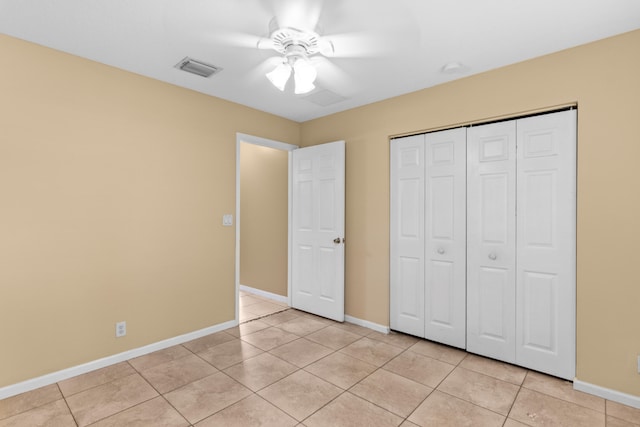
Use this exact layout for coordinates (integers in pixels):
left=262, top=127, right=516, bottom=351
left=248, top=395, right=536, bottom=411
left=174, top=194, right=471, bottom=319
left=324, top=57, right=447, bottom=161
left=521, top=271, right=557, bottom=350
left=399, top=256, right=422, bottom=322
left=296, top=245, right=313, bottom=295
left=429, top=260, right=454, bottom=324
left=467, top=121, right=516, bottom=363
left=522, top=171, right=556, bottom=246
left=478, top=266, right=509, bottom=339
left=424, top=128, right=466, bottom=348
left=516, top=110, right=576, bottom=379
left=431, top=176, right=454, bottom=238
left=390, top=135, right=426, bottom=336
left=291, top=141, right=345, bottom=321
left=480, top=173, right=509, bottom=243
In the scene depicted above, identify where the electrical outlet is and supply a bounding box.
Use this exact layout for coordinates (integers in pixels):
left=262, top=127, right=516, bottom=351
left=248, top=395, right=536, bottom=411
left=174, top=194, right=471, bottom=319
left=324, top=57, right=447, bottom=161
left=115, top=321, right=126, bottom=338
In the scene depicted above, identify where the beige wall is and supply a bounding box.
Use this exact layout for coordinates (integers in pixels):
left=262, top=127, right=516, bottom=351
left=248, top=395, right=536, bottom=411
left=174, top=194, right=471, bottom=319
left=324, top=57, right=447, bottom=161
left=239, top=143, right=288, bottom=296
left=0, top=34, right=299, bottom=387
left=300, top=30, right=640, bottom=397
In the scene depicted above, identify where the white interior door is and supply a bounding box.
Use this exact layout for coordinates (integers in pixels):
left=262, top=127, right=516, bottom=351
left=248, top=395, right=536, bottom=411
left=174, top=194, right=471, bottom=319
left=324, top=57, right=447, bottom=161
left=290, top=141, right=345, bottom=322
left=467, top=121, right=517, bottom=363
left=424, top=128, right=467, bottom=348
left=390, top=135, right=426, bottom=336
left=515, top=110, right=576, bottom=379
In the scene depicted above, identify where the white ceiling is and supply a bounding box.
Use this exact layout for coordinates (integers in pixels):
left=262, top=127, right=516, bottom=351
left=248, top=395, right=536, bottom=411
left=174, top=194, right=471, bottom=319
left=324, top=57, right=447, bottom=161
left=1, top=0, right=639, bottom=122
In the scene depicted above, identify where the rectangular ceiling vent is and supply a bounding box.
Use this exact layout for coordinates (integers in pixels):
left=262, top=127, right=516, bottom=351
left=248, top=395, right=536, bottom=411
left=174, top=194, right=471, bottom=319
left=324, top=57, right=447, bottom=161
left=175, top=57, right=222, bottom=78
left=303, top=89, right=347, bottom=107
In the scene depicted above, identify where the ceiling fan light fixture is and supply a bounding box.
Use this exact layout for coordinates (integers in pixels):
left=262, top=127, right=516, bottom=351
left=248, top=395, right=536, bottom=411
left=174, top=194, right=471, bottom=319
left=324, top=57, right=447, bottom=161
left=293, top=73, right=315, bottom=94
left=264, top=20, right=321, bottom=95
left=292, top=57, right=317, bottom=95
left=267, top=54, right=317, bottom=94
left=293, top=57, right=317, bottom=82
left=266, top=62, right=292, bottom=91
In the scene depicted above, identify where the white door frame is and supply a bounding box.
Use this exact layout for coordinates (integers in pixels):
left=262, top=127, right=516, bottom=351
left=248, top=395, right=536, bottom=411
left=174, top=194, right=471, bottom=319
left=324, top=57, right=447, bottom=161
left=235, top=133, right=298, bottom=323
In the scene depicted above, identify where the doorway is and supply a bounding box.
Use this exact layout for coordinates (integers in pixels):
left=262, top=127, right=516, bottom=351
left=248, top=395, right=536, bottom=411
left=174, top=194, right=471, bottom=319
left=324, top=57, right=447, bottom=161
left=235, top=133, right=298, bottom=323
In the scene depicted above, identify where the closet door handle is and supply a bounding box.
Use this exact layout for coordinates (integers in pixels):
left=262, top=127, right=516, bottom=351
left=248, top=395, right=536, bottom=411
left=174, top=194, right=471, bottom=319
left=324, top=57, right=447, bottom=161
left=488, top=252, right=497, bottom=260
left=437, top=248, right=445, bottom=255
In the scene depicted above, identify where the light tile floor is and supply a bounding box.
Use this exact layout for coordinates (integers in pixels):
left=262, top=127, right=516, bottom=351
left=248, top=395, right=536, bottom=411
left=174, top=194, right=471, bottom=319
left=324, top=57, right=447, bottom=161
left=1, top=291, right=639, bottom=426
left=239, top=291, right=289, bottom=324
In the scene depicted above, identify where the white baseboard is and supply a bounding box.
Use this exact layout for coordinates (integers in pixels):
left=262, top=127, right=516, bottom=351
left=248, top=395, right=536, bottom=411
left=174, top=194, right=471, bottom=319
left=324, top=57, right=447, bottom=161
left=239, top=284, right=288, bottom=304
left=573, top=379, right=640, bottom=409
left=238, top=285, right=387, bottom=335
left=0, top=319, right=238, bottom=401
left=344, top=314, right=390, bottom=334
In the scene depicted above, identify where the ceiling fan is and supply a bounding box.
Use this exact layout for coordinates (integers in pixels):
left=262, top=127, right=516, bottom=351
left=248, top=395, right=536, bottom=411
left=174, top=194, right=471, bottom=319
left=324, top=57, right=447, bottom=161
left=260, top=18, right=330, bottom=94
left=164, top=0, right=419, bottom=96
left=250, top=9, right=418, bottom=95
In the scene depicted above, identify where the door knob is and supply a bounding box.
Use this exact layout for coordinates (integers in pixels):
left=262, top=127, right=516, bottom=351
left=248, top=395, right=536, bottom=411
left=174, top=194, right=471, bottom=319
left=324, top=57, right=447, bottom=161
left=333, top=237, right=341, bottom=244
left=437, top=248, right=445, bottom=254
left=488, top=252, right=497, bottom=260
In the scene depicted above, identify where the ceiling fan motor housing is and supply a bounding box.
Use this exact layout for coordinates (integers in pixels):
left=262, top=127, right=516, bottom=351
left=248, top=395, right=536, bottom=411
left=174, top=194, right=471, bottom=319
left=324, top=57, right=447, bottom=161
left=271, top=27, right=320, bottom=57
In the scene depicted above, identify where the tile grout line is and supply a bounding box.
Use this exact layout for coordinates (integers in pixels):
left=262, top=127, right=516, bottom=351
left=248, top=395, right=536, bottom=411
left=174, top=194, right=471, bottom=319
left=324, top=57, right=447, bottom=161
left=253, top=325, right=385, bottom=424
left=128, top=358, right=195, bottom=426
left=504, top=378, right=527, bottom=427
left=342, top=345, right=418, bottom=424
left=191, top=392, right=262, bottom=426
left=436, top=355, right=528, bottom=425
left=0, top=383, right=74, bottom=423
left=298, top=386, right=348, bottom=425
left=57, top=363, right=161, bottom=427
left=56, top=382, right=80, bottom=427
left=400, top=347, right=470, bottom=425
left=298, top=337, right=437, bottom=425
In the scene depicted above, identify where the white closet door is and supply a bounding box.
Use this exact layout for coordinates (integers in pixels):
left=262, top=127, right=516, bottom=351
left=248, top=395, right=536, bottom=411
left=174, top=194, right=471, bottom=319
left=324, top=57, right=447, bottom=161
left=467, top=122, right=517, bottom=363
left=515, top=110, right=576, bottom=379
left=390, top=135, right=425, bottom=337
left=424, top=128, right=467, bottom=348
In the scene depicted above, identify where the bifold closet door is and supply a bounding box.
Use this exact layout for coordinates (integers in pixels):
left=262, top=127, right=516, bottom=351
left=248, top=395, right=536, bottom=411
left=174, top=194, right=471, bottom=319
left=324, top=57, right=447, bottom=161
left=424, top=128, right=467, bottom=348
left=515, top=110, right=576, bottom=380
left=390, top=134, right=425, bottom=337
left=467, top=122, right=517, bottom=363
left=391, top=130, right=466, bottom=347
left=466, top=110, right=576, bottom=378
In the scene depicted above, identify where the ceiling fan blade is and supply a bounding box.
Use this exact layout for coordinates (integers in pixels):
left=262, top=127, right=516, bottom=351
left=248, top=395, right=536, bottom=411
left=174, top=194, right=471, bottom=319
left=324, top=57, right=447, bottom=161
left=162, top=0, right=274, bottom=48
left=244, top=56, right=286, bottom=85
left=314, top=0, right=420, bottom=58
left=271, top=0, right=324, bottom=32
left=319, top=26, right=420, bottom=59
left=201, top=31, right=271, bottom=49
left=317, top=32, right=384, bottom=58
left=256, top=38, right=276, bottom=50
left=310, top=56, right=354, bottom=93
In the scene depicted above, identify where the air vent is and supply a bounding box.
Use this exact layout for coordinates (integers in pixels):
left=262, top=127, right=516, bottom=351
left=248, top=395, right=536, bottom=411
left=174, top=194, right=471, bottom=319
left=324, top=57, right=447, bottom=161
left=303, top=89, right=347, bottom=107
left=175, top=57, right=222, bottom=78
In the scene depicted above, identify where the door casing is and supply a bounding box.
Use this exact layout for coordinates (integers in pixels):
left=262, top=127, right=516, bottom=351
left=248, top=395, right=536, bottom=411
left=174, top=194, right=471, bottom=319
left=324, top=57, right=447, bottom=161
left=235, top=133, right=298, bottom=323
